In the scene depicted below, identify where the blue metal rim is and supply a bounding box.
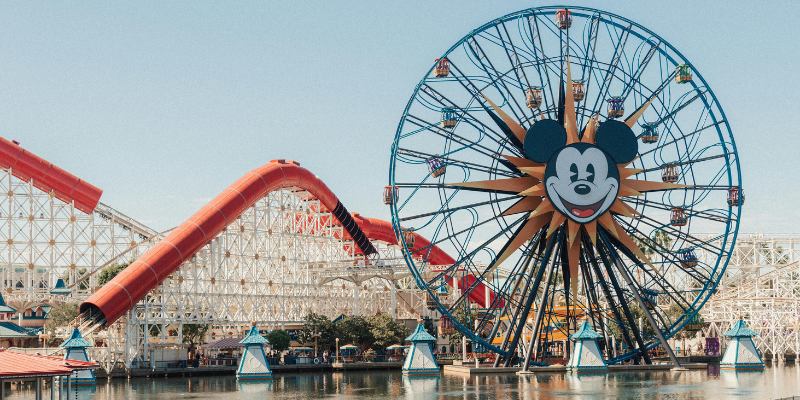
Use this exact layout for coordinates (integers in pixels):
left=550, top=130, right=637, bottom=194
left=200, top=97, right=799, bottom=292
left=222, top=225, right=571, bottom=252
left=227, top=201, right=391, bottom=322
left=389, top=5, right=740, bottom=363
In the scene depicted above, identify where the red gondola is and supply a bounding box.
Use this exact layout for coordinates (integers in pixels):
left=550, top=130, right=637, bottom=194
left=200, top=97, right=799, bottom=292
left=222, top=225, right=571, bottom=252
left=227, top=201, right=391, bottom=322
left=670, top=207, right=688, bottom=227
left=727, top=187, right=744, bottom=206
left=555, top=9, right=572, bottom=29
left=434, top=57, right=450, bottom=78
left=572, top=80, right=585, bottom=102
left=383, top=185, right=398, bottom=205
left=661, top=163, right=680, bottom=183
left=526, top=87, right=543, bottom=109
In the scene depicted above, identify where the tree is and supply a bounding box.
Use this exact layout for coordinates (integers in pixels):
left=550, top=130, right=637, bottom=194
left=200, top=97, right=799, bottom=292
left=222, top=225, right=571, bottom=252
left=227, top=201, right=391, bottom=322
left=44, top=302, right=79, bottom=344
left=97, top=263, right=129, bottom=286
left=448, top=304, right=476, bottom=350
left=367, top=313, right=409, bottom=350
left=266, top=330, right=291, bottom=352
left=298, top=312, right=336, bottom=352
left=634, top=230, right=671, bottom=258
left=182, top=324, right=210, bottom=352
left=335, top=315, right=374, bottom=351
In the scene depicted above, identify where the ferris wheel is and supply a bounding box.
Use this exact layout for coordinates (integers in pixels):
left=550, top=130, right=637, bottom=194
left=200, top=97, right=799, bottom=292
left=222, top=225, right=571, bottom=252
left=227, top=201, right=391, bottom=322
left=388, top=6, right=742, bottom=365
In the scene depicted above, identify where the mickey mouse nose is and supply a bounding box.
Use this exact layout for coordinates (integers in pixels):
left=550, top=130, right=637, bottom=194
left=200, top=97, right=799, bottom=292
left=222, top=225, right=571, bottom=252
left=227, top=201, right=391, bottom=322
left=574, top=184, right=591, bottom=195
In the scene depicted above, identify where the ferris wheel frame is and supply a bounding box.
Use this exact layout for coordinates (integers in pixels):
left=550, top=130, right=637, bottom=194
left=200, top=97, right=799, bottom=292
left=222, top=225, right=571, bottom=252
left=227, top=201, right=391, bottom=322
left=389, top=5, right=741, bottom=363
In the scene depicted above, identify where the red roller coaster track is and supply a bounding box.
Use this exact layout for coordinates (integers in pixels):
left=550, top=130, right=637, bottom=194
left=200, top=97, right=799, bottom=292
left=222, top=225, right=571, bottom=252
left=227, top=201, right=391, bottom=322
left=0, top=139, right=497, bottom=325
left=0, top=137, right=102, bottom=214
left=79, top=159, right=496, bottom=326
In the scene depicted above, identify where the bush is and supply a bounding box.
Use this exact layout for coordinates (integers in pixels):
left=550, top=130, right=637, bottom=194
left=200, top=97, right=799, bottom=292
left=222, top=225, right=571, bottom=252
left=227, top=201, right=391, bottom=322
left=266, top=330, right=291, bottom=352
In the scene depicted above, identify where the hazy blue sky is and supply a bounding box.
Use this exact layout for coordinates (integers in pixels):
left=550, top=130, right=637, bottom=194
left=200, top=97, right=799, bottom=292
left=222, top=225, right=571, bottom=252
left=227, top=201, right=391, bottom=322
left=0, top=1, right=797, bottom=233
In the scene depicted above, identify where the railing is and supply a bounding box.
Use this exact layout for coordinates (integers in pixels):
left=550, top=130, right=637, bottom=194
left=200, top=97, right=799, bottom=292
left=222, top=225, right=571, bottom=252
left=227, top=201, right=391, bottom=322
left=333, top=354, right=404, bottom=363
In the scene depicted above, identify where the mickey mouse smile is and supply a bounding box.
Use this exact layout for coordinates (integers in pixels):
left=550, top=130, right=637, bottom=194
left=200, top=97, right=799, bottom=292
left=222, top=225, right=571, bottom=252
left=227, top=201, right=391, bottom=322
left=548, top=183, right=617, bottom=219
left=542, top=144, right=620, bottom=223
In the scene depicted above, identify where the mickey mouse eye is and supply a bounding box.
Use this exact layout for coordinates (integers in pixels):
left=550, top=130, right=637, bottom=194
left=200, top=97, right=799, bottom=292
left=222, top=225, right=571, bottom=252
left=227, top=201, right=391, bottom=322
left=586, top=164, right=595, bottom=183
left=570, top=163, right=578, bottom=183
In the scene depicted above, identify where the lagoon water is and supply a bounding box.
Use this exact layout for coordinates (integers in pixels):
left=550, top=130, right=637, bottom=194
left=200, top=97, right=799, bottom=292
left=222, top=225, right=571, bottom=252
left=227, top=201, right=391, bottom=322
left=7, top=365, right=800, bottom=399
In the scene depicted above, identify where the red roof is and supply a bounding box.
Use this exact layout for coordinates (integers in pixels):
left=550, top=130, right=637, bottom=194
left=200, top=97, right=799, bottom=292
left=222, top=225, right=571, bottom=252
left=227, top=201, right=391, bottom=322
left=0, top=137, right=102, bottom=214
left=0, top=349, right=98, bottom=379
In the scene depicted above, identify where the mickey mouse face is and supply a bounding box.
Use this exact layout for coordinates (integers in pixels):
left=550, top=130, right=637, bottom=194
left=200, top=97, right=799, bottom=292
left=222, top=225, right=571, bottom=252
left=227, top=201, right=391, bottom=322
left=524, top=118, right=638, bottom=223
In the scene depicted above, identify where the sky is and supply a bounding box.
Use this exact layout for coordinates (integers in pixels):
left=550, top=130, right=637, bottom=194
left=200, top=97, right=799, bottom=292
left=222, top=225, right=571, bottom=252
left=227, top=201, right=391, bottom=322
left=0, top=1, right=797, bottom=233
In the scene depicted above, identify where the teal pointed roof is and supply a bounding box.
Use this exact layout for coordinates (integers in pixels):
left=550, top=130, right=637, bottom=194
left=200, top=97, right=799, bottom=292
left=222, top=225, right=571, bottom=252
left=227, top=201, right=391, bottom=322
left=239, top=325, right=269, bottom=346
left=0, top=294, right=15, bottom=314
left=0, top=322, right=37, bottom=338
left=50, top=279, right=71, bottom=295
left=405, top=323, right=436, bottom=343
left=62, top=327, right=91, bottom=348
left=724, top=319, right=758, bottom=338
left=570, top=321, right=602, bottom=341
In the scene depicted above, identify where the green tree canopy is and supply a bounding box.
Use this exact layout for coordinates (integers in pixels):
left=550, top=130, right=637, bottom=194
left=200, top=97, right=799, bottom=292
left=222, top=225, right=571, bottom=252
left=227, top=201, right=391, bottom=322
left=367, top=313, right=409, bottom=350
left=266, top=330, right=291, bottom=352
left=182, top=324, right=210, bottom=351
left=298, top=312, right=336, bottom=352
left=335, top=315, right=374, bottom=351
left=97, top=263, right=129, bottom=286
left=44, top=302, right=79, bottom=344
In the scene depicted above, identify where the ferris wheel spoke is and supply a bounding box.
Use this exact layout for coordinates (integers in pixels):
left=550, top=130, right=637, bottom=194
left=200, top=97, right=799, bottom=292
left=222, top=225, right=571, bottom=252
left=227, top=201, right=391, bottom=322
left=586, top=24, right=632, bottom=118
left=619, top=40, right=660, bottom=101
left=398, top=195, right=519, bottom=223
left=623, top=211, right=725, bottom=255
left=498, top=22, right=535, bottom=89
left=582, top=237, right=643, bottom=363
left=600, top=230, right=685, bottom=365
left=454, top=220, right=550, bottom=313
left=499, top=233, right=558, bottom=366
left=404, top=114, right=514, bottom=161
left=414, top=86, right=524, bottom=155
left=448, top=228, right=538, bottom=311
left=479, top=241, right=542, bottom=343
left=396, top=147, right=520, bottom=178
left=638, top=153, right=729, bottom=174
left=637, top=120, right=724, bottom=158
left=648, top=90, right=708, bottom=132
left=463, top=40, right=530, bottom=123
left=489, top=24, right=538, bottom=109
left=578, top=246, right=612, bottom=353
left=417, top=84, right=522, bottom=152
left=596, top=233, right=656, bottom=363
left=624, top=195, right=734, bottom=225
left=615, top=218, right=711, bottom=286
left=527, top=13, right=559, bottom=108
left=425, top=213, right=529, bottom=290
left=605, top=222, right=697, bottom=309
left=575, top=15, right=600, bottom=129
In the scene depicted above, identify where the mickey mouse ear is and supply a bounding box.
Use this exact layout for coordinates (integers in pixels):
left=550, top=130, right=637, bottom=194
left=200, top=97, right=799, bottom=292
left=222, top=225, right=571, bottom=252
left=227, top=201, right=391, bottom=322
left=523, top=119, right=567, bottom=163
left=595, top=120, right=638, bottom=163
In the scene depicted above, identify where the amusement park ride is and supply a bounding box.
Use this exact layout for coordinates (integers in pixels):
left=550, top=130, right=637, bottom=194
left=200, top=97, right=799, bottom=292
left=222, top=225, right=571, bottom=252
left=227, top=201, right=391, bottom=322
left=4, top=6, right=798, bottom=371
left=388, top=6, right=741, bottom=367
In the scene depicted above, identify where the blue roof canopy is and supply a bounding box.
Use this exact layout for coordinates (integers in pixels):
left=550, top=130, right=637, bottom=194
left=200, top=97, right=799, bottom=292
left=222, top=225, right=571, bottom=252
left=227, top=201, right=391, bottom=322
left=405, top=323, right=436, bottom=343
left=724, top=319, right=758, bottom=338
left=61, top=327, right=91, bottom=348
left=50, top=278, right=71, bottom=295
left=0, top=293, right=16, bottom=314
left=570, top=320, right=603, bottom=341
left=239, top=325, right=269, bottom=346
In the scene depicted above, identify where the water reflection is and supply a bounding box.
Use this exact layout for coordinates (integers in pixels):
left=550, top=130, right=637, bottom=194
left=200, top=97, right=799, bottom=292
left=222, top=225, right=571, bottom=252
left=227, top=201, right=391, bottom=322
left=402, top=376, right=438, bottom=400
left=5, top=366, right=800, bottom=399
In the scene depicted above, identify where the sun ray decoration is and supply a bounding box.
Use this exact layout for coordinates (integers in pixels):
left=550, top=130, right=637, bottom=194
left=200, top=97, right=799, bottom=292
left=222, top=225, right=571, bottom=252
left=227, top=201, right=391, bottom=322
left=449, top=57, right=682, bottom=296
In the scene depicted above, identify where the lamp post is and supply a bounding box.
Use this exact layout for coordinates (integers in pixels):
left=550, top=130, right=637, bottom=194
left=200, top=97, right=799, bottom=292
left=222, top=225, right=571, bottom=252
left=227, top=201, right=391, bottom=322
left=335, top=337, right=340, bottom=363
left=312, top=331, right=320, bottom=358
